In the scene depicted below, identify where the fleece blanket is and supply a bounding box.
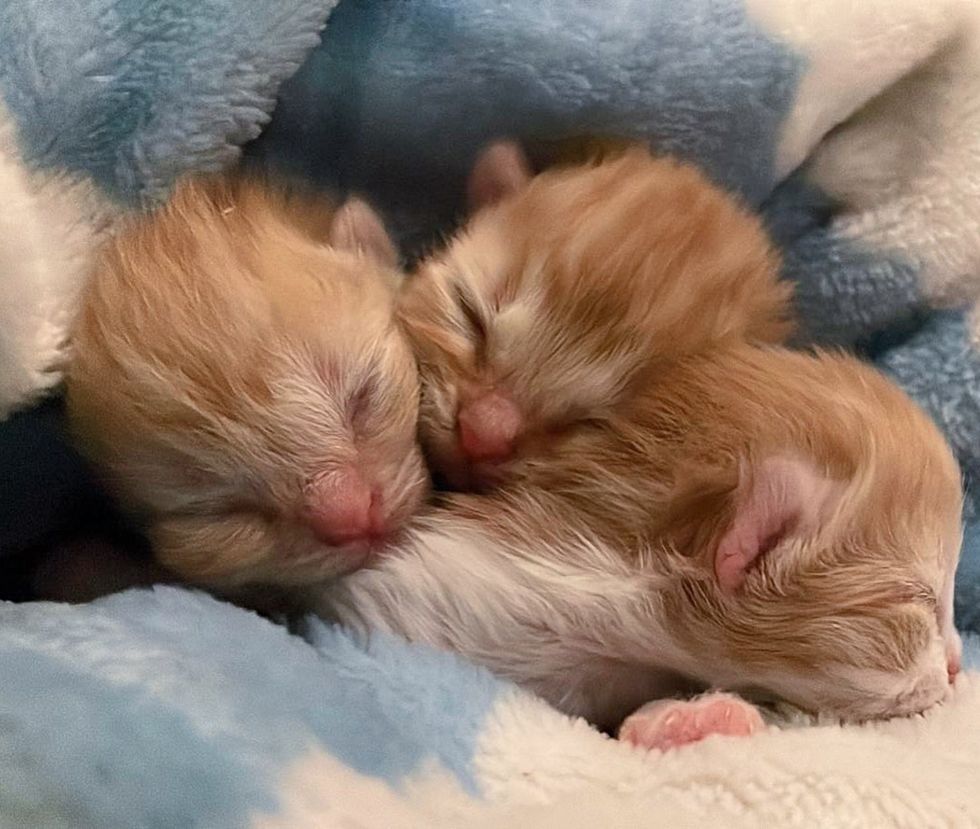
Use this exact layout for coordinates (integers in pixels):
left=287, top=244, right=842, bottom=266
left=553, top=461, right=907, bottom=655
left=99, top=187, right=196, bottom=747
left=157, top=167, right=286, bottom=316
left=2, top=0, right=980, bottom=825
left=2, top=586, right=979, bottom=829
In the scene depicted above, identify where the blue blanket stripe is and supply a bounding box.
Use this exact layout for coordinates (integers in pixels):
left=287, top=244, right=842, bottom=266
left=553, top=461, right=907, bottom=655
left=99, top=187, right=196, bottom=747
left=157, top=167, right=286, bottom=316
left=253, top=0, right=801, bottom=207
left=0, top=588, right=505, bottom=825
left=0, top=0, right=332, bottom=203
left=0, top=644, right=270, bottom=829
left=304, top=621, right=503, bottom=792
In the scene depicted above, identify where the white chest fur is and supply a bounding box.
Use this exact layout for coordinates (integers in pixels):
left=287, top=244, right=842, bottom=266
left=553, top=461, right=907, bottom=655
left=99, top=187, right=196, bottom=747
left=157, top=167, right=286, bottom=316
left=316, top=522, right=694, bottom=728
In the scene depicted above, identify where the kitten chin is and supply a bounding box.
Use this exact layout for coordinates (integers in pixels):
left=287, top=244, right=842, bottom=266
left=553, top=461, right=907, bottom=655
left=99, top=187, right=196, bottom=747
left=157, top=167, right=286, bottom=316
left=67, top=172, right=429, bottom=591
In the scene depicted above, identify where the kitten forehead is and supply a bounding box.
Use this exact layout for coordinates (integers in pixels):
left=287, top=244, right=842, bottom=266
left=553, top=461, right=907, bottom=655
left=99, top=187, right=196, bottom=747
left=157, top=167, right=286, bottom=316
left=69, top=174, right=421, bottom=506
left=446, top=215, right=514, bottom=297
left=441, top=214, right=637, bottom=406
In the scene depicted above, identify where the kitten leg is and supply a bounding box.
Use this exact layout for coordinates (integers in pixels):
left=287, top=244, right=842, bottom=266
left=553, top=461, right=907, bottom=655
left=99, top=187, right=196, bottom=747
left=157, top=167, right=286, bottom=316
left=618, top=692, right=765, bottom=752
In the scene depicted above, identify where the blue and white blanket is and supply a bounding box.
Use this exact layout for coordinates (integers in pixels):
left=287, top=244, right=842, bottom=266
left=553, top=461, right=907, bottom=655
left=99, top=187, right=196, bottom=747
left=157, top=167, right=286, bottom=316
left=2, top=587, right=979, bottom=827
left=2, top=0, right=980, bottom=824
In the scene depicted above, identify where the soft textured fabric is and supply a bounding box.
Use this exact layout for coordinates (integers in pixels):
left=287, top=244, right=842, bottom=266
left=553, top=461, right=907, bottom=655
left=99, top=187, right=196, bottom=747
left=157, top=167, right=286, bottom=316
left=0, top=0, right=333, bottom=414
left=1, top=587, right=978, bottom=828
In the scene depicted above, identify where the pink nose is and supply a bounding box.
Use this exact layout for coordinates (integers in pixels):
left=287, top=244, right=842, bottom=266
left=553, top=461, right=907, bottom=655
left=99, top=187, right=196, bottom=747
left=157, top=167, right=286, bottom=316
left=457, top=390, right=523, bottom=463
left=304, top=466, right=385, bottom=546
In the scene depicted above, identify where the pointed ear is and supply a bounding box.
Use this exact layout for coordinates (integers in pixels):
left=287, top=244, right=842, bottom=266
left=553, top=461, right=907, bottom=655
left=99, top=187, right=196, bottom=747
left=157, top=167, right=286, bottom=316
left=715, top=456, right=841, bottom=593
left=329, top=198, right=399, bottom=266
left=466, top=140, right=533, bottom=212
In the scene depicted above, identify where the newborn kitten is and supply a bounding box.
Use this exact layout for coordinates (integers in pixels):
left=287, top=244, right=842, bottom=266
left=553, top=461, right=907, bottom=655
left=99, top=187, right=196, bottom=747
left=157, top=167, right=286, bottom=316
left=321, top=344, right=963, bottom=732
left=398, top=141, right=792, bottom=489
left=68, top=174, right=427, bottom=592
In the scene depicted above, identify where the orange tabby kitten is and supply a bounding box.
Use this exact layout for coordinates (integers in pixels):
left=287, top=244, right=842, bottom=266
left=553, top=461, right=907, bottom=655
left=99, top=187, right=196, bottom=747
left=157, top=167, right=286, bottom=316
left=399, top=141, right=792, bottom=489
left=323, top=141, right=962, bottom=744
left=323, top=343, right=963, bottom=733
left=68, top=174, right=427, bottom=592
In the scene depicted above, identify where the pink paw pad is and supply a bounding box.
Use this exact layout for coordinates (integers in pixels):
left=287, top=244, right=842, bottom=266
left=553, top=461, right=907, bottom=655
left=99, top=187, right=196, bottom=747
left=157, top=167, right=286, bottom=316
left=618, top=693, right=765, bottom=752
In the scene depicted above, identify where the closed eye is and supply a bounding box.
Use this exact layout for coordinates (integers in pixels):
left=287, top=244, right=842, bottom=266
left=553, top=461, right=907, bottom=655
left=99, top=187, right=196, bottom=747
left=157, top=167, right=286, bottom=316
left=349, top=376, right=377, bottom=427
left=887, top=583, right=938, bottom=613
left=453, top=282, right=488, bottom=343
left=907, top=584, right=938, bottom=611
left=545, top=414, right=609, bottom=441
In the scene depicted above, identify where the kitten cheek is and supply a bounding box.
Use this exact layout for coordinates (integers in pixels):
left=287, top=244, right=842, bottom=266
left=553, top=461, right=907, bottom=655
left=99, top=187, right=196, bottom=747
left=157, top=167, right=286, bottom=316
left=379, top=453, right=429, bottom=531
left=149, top=513, right=274, bottom=585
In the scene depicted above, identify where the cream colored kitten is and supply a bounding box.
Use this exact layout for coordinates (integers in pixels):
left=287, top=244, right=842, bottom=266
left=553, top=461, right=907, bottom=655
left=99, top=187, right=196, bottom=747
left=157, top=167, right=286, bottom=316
left=321, top=344, right=963, bottom=732
left=399, top=141, right=792, bottom=489
left=68, top=174, right=428, bottom=592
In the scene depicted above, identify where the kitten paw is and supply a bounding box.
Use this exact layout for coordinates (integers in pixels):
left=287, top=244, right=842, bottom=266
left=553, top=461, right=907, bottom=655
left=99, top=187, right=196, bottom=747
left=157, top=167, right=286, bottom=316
left=618, top=692, right=764, bottom=752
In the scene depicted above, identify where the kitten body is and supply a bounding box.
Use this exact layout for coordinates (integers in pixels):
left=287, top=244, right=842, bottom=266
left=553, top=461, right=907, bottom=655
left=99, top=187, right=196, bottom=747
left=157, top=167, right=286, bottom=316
left=374, top=142, right=962, bottom=728
left=68, top=174, right=427, bottom=591
left=321, top=344, right=963, bottom=729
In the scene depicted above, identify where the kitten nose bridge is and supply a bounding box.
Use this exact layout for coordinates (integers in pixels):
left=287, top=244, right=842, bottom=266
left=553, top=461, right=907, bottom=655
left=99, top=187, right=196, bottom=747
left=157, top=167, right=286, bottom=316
left=457, top=389, right=523, bottom=463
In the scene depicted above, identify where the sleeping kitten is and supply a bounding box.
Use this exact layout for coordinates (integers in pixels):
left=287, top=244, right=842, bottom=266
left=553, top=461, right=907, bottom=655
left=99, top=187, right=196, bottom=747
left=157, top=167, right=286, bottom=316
left=68, top=174, right=428, bottom=593
left=377, top=141, right=960, bottom=744
left=320, top=343, right=963, bottom=738
left=399, top=141, right=793, bottom=489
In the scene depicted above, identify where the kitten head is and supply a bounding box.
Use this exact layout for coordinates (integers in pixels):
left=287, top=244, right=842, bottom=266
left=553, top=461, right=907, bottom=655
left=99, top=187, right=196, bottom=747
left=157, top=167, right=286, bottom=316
left=399, top=141, right=792, bottom=490
left=663, top=452, right=962, bottom=721
left=68, top=175, right=427, bottom=589
left=510, top=346, right=963, bottom=720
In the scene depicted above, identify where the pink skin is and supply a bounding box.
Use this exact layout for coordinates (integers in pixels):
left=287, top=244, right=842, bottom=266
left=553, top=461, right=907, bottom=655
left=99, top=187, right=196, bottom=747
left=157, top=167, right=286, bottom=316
left=465, top=141, right=533, bottom=212
left=456, top=390, right=523, bottom=463
left=304, top=465, right=386, bottom=546
left=714, top=457, right=840, bottom=592
left=619, top=693, right=766, bottom=752
left=948, top=650, right=962, bottom=684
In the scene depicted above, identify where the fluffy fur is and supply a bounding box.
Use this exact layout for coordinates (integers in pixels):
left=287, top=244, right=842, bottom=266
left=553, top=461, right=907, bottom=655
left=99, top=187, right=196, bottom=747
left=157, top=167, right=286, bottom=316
left=398, top=142, right=792, bottom=489
left=322, top=344, right=963, bottom=729
left=67, top=174, right=427, bottom=591
left=362, top=141, right=963, bottom=730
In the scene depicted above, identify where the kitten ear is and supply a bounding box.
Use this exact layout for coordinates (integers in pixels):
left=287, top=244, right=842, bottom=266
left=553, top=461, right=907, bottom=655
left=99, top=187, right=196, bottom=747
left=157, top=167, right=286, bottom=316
left=466, top=140, right=533, bottom=211
left=714, top=456, right=841, bottom=592
left=329, top=198, right=399, bottom=266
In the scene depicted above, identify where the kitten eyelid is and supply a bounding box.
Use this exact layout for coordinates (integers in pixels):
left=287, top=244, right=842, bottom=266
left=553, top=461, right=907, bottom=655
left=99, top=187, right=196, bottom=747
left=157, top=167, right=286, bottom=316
left=452, top=282, right=488, bottom=341
left=348, top=376, right=378, bottom=425
left=921, top=587, right=939, bottom=611
left=895, top=583, right=938, bottom=612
